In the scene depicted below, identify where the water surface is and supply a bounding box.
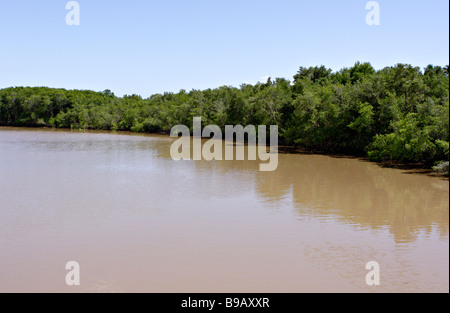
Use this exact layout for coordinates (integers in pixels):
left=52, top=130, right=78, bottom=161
left=0, top=128, right=448, bottom=293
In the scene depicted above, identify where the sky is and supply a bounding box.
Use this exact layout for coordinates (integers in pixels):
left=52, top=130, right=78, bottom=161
left=0, top=0, right=449, bottom=98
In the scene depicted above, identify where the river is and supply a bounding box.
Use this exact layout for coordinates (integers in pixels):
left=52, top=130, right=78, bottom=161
left=0, top=127, right=448, bottom=293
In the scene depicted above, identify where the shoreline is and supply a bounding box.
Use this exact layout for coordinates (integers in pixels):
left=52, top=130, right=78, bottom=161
left=1, top=125, right=448, bottom=179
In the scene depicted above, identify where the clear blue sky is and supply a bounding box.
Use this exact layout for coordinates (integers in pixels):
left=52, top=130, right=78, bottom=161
left=1, top=0, right=448, bottom=97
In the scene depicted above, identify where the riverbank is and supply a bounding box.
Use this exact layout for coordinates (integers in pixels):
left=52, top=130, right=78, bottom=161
left=1, top=125, right=448, bottom=179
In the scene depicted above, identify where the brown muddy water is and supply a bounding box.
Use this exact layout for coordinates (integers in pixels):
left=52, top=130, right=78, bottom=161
left=0, top=127, right=448, bottom=293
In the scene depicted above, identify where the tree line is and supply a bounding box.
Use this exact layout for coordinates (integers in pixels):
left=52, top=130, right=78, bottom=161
left=0, top=62, right=448, bottom=172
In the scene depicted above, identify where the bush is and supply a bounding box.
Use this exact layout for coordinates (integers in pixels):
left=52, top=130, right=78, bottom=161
left=367, top=114, right=438, bottom=163
left=433, top=161, right=449, bottom=176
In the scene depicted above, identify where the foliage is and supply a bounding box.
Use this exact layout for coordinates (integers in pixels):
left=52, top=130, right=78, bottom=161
left=433, top=161, right=449, bottom=176
left=0, top=63, right=448, bottom=168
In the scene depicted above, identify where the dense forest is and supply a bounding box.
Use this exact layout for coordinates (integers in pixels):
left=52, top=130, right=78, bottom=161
left=0, top=63, right=448, bottom=174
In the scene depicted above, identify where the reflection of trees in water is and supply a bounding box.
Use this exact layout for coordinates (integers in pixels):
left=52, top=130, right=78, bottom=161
left=35, top=132, right=446, bottom=245
left=253, top=153, right=449, bottom=244
left=113, top=136, right=450, bottom=244
left=149, top=137, right=450, bottom=243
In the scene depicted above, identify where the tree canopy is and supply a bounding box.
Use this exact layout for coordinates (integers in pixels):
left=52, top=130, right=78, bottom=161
left=1, top=62, right=448, bottom=169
